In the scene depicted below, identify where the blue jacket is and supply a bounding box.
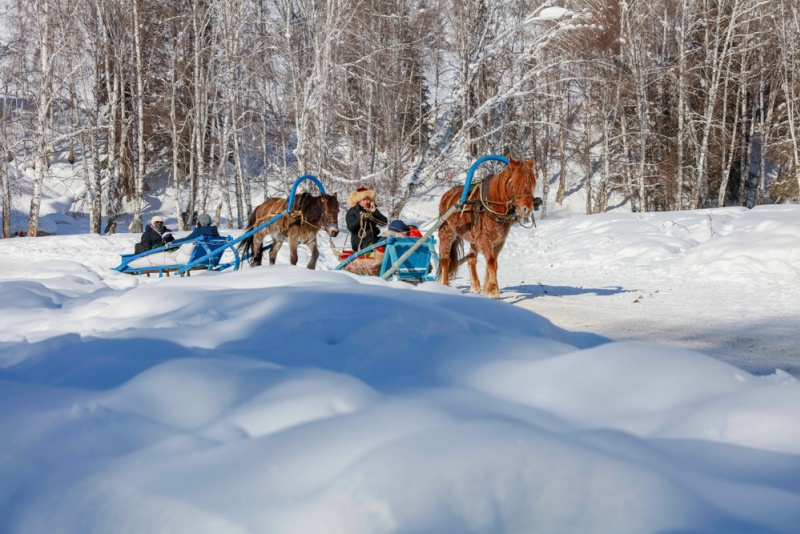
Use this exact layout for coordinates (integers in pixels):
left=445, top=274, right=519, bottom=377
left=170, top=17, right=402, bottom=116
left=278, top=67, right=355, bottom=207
left=173, top=225, right=220, bottom=245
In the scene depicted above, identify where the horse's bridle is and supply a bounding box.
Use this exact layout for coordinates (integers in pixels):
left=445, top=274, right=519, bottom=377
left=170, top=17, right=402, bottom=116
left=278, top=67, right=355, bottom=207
left=470, top=171, right=533, bottom=224
left=292, top=195, right=339, bottom=234
left=323, top=199, right=339, bottom=233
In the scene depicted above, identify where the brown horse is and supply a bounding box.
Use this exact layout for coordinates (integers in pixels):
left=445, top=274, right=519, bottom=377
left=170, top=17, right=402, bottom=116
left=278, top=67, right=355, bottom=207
left=238, top=192, right=340, bottom=269
left=438, top=157, right=537, bottom=298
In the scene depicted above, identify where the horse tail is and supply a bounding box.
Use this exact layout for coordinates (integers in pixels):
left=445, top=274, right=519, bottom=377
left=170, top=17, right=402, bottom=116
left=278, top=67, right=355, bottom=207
left=238, top=233, right=256, bottom=266
left=237, top=210, right=259, bottom=266
left=446, top=235, right=464, bottom=280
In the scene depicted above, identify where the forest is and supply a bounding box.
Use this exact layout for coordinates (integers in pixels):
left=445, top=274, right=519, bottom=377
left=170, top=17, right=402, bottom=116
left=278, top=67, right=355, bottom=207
left=1, top=0, right=799, bottom=237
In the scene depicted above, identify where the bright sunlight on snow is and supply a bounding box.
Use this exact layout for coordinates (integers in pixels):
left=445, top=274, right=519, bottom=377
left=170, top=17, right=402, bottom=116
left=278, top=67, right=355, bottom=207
left=1, top=205, right=800, bottom=533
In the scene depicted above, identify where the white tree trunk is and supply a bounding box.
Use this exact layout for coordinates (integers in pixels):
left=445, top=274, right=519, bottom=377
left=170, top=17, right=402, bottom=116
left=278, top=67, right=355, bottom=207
left=1, top=137, right=10, bottom=238
left=130, top=0, right=146, bottom=233
left=28, top=0, right=51, bottom=237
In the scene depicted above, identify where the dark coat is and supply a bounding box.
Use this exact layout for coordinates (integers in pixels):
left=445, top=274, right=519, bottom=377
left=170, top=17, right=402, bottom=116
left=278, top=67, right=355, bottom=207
left=140, top=224, right=174, bottom=251
left=346, top=205, right=388, bottom=251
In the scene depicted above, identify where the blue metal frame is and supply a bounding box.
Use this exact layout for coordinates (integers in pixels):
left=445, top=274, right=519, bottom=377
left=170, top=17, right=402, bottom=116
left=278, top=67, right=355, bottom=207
left=459, top=155, right=510, bottom=205
left=113, top=235, right=240, bottom=277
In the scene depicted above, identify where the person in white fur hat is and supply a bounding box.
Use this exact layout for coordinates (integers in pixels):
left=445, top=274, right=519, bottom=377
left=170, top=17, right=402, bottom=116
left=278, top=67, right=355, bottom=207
left=137, top=215, right=174, bottom=253
left=345, top=187, right=388, bottom=251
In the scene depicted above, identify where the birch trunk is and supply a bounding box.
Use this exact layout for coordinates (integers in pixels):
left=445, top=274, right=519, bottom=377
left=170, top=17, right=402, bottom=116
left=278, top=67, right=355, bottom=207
left=757, top=71, right=777, bottom=205
left=187, top=0, right=207, bottom=228
left=694, top=0, right=741, bottom=208
left=675, top=0, right=689, bottom=210
left=1, top=138, right=10, bottom=238
left=555, top=93, right=568, bottom=205
left=129, top=0, right=146, bottom=233
left=85, top=43, right=103, bottom=234
left=98, top=0, right=120, bottom=234
left=170, top=34, right=184, bottom=230
left=717, top=75, right=742, bottom=207
left=28, top=0, right=51, bottom=237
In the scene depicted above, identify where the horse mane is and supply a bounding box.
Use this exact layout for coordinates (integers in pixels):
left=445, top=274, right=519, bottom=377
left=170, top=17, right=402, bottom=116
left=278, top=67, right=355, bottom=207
left=475, top=158, right=536, bottom=219
left=488, top=164, right=514, bottom=201
left=292, top=193, right=332, bottom=224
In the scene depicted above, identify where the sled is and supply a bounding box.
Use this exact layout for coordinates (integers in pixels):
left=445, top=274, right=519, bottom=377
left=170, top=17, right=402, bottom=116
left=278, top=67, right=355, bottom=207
left=112, top=175, right=331, bottom=278
left=334, top=235, right=439, bottom=282
left=113, top=235, right=240, bottom=277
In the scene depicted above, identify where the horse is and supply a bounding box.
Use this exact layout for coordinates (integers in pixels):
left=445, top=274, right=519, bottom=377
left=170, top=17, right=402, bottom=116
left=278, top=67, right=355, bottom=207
left=438, top=157, right=537, bottom=299
left=238, top=192, right=340, bottom=269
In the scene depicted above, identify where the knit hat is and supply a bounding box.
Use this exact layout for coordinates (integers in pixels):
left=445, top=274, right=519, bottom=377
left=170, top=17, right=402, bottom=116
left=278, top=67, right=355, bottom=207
left=348, top=186, right=377, bottom=207
left=198, top=213, right=212, bottom=226
left=388, top=220, right=409, bottom=233
left=151, top=215, right=164, bottom=225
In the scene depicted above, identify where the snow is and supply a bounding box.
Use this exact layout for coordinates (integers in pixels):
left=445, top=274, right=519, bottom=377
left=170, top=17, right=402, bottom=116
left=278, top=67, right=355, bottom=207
left=527, top=7, right=573, bottom=23
left=1, top=205, right=800, bottom=533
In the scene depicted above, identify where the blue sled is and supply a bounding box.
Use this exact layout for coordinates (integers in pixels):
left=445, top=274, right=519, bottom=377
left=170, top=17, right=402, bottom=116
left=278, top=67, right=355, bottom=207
left=334, top=235, right=439, bottom=282
left=113, top=235, right=241, bottom=277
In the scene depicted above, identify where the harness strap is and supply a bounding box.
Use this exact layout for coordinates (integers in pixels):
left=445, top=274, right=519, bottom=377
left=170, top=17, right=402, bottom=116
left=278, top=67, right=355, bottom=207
left=471, top=174, right=519, bottom=223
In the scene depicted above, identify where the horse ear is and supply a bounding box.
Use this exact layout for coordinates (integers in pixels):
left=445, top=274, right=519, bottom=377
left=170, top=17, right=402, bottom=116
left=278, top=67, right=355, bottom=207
left=333, top=192, right=338, bottom=198
left=508, top=156, right=518, bottom=166
left=526, top=157, right=536, bottom=167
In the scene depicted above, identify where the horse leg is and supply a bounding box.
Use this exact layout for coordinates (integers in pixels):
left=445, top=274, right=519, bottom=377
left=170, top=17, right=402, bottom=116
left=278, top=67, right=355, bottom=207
left=306, top=238, right=319, bottom=269
left=481, top=241, right=504, bottom=299
left=438, top=224, right=454, bottom=286
left=289, top=237, right=299, bottom=266
left=269, top=239, right=282, bottom=265
left=252, top=231, right=265, bottom=266
left=467, top=243, right=480, bottom=293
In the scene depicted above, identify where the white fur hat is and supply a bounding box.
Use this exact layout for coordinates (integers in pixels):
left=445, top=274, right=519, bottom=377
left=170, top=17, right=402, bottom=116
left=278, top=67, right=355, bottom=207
left=151, top=215, right=164, bottom=225
left=348, top=187, right=376, bottom=208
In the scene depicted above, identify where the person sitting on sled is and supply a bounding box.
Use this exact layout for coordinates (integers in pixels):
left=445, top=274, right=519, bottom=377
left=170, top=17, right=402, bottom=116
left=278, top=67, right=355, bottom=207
left=345, top=187, right=388, bottom=252
left=137, top=216, right=174, bottom=253
left=382, top=219, right=423, bottom=239
left=172, top=213, right=220, bottom=245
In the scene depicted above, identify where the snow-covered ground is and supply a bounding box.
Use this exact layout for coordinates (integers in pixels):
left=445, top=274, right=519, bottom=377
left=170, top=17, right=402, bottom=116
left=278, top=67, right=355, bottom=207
left=505, top=205, right=800, bottom=377
left=1, top=204, right=799, bottom=532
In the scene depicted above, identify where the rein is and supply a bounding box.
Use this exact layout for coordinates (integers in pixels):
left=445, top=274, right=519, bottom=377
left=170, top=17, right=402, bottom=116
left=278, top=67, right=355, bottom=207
left=358, top=211, right=383, bottom=240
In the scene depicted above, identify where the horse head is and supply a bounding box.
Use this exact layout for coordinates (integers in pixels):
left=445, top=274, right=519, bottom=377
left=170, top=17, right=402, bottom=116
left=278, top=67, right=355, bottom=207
left=322, top=192, right=340, bottom=237
left=507, top=157, right=537, bottom=219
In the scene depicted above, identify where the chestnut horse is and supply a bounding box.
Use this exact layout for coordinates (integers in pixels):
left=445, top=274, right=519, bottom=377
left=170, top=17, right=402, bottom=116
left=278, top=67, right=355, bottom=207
left=438, top=157, right=537, bottom=298
left=238, top=192, right=340, bottom=269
